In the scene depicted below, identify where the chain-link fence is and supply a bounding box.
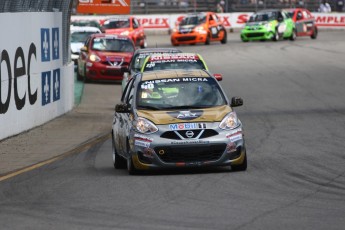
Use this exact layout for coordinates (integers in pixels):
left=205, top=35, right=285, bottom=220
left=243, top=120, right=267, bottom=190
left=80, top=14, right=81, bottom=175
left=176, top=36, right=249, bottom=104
left=0, top=0, right=73, bottom=65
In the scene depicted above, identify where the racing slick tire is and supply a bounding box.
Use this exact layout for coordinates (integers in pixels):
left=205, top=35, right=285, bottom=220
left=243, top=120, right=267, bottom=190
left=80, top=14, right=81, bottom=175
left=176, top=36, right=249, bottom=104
left=241, top=36, right=248, bottom=42
left=127, top=155, right=138, bottom=175
left=289, top=29, right=297, bottom=41
left=171, top=39, right=179, bottom=46
left=205, top=33, right=210, bottom=45
left=221, top=29, right=227, bottom=44
left=272, top=30, right=279, bottom=41
left=140, top=37, right=147, bottom=48
left=112, top=133, right=127, bottom=169
left=231, top=151, right=247, bottom=172
left=76, top=68, right=83, bottom=81
left=311, top=27, right=318, bottom=39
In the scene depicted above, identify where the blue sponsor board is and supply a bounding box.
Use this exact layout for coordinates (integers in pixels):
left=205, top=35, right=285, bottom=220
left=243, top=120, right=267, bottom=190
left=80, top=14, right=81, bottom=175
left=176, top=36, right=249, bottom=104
left=53, top=69, right=60, bottom=102
left=52, top=28, right=59, bottom=60
left=41, top=28, right=50, bottom=62
left=41, top=71, right=51, bottom=106
left=40, top=26, right=61, bottom=106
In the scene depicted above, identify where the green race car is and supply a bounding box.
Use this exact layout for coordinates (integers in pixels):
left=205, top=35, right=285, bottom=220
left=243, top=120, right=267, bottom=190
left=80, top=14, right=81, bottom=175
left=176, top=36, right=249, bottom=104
left=241, top=9, right=296, bottom=42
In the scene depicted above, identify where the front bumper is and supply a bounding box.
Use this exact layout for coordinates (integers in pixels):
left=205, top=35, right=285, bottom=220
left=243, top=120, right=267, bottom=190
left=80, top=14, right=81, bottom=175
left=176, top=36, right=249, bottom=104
left=128, top=123, right=246, bottom=170
left=171, top=31, right=207, bottom=45
left=85, top=62, right=127, bottom=81
left=241, top=28, right=274, bottom=41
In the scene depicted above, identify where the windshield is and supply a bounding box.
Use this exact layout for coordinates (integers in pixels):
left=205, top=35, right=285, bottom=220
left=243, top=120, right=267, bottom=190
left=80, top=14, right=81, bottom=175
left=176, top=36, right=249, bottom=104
left=180, top=14, right=206, bottom=26
left=71, top=31, right=97, bottom=43
left=133, top=53, right=150, bottom=72
left=102, top=19, right=130, bottom=29
left=91, top=37, right=134, bottom=52
left=286, top=12, right=294, bottom=18
left=136, top=77, right=226, bottom=110
left=71, top=20, right=100, bottom=28
left=142, top=59, right=205, bottom=72
left=249, top=12, right=278, bottom=22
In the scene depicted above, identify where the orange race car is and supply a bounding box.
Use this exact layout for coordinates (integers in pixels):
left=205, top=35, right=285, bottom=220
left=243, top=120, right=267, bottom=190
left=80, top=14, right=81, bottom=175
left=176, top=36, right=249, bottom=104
left=101, top=16, right=147, bottom=48
left=171, top=12, right=227, bottom=46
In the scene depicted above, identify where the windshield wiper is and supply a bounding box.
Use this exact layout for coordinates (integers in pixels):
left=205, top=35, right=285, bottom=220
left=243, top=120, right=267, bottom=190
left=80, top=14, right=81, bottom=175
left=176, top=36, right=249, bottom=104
left=137, top=105, right=160, bottom=110
left=167, top=105, right=208, bottom=110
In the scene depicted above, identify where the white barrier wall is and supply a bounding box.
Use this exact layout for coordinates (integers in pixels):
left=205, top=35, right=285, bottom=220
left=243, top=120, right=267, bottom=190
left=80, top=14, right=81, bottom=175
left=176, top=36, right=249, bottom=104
left=71, top=12, right=345, bottom=32
left=0, top=12, right=74, bottom=140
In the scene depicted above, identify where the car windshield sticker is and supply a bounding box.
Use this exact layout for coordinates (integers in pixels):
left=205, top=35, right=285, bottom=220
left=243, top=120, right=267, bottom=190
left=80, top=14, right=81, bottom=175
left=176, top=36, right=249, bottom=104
left=149, top=53, right=198, bottom=61
left=167, top=110, right=203, bottom=120
left=141, top=78, right=208, bottom=86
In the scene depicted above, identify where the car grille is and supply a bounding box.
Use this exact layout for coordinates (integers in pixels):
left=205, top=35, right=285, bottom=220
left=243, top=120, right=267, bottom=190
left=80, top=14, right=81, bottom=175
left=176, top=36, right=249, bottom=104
left=161, top=129, right=218, bottom=140
left=176, top=36, right=196, bottom=42
left=102, top=69, right=123, bottom=76
left=246, top=32, right=265, bottom=38
left=154, top=144, right=226, bottom=163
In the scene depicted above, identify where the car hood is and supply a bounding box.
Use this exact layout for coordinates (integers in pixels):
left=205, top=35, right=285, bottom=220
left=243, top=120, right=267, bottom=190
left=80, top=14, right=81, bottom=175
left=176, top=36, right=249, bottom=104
left=137, top=105, right=232, bottom=125
left=95, top=52, right=133, bottom=61
left=246, top=21, right=275, bottom=26
left=178, top=24, right=197, bottom=32
left=71, top=42, right=84, bottom=53
left=104, top=28, right=130, bottom=34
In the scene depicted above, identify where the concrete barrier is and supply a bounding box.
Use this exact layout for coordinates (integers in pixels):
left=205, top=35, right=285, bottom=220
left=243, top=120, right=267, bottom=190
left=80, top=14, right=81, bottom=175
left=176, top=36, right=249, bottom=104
left=0, top=12, right=74, bottom=140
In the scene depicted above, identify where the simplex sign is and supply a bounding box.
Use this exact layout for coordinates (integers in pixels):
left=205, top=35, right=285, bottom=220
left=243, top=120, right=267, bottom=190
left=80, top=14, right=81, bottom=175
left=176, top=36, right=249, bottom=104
left=77, top=0, right=131, bottom=14
left=0, top=12, right=74, bottom=140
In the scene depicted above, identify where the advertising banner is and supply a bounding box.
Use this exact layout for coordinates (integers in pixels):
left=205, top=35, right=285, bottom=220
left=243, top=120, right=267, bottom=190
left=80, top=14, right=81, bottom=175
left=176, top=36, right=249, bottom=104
left=77, top=0, right=131, bottom=14
left=0, top=12, right=74, bottom=140
left=71, top=12, right=345, bottom=31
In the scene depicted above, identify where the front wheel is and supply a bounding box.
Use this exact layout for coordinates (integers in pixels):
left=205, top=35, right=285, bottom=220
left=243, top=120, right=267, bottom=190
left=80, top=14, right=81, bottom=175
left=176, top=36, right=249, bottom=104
left=220, top=30, right=227, bottom=44
left=112, top=133, right=127, bottom=169
left=205, top=33, right=210, bottom=45
left=140, top=37, right=147, bottom=48
left=289, top=29, right=297, bottom=41
left=127, top=156, right=138, bottom=175
left=272, top=31, right=279, bottom=41
left=311, top=27, right=318, bottom=39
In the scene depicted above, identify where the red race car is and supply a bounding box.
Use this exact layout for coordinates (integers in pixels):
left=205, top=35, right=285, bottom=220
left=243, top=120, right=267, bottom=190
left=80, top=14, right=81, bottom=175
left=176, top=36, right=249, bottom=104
left=101, top=16, right=147, bottom=48
left=285, top=8, right=318, bottom=39
left=77, top=34, right=135, bottom=82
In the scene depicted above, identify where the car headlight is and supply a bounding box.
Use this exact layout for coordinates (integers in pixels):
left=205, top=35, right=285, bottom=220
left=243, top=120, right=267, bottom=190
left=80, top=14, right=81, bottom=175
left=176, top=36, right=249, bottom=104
left=264, top=22, right=273, bottom=31
left=219, top=112, right=240, bottom=130
left=194, top=26, right=207, bottom=34
left=121, top=30, right=130, bottom=36
left=134, top=117, right=158, bottom=134
left=89, top=54, right=101, bottom=62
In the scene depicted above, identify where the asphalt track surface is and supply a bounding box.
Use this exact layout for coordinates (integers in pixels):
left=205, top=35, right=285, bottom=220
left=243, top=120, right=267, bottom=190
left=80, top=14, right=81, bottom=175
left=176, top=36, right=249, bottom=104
left=1, top=31, right=345, bottom=229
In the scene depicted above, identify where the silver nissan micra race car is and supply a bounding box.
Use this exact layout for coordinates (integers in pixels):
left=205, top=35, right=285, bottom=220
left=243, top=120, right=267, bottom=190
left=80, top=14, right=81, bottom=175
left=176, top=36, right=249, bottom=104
left=111, top=69, right=247, bottom=174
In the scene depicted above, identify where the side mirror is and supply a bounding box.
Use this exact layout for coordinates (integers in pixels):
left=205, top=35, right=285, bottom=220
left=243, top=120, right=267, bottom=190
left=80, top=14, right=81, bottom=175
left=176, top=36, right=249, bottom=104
left=231, top=97, right=243, bottom=107
left=115, top=103, right=130, bottom=113
left=213, top=73, right=222, bottom=81
left=80, top=46, right=87, bottom=52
